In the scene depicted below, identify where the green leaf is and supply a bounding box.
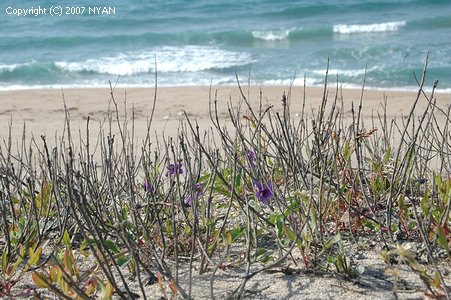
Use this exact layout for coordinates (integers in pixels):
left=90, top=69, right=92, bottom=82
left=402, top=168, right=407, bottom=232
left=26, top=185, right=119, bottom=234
left=421, top=191, right=430, bottom=215
left=50, top=267, right=58, bottom=282
left=337, top=239, right=344, bottom=254
left=280, top=238, right=290, bottom=247
left=235, top=168, right=242, bottom=188
left=362, top=219, right=375, bottom=230
left=437, top=225, right=450, bottom=256
left=283, top=198, right=301, bottom=217
left=63, top=249, right=73, bottom=276
left=217, top=203, right=229, bottom=209
left=209, top=220, right=217, bottom=230
left=336, top=256, right=345, bottom=272
left=398, top=195, right=407, bottom=210
left=1, top=250, right=7, bottom=275
left=11, top=244, right=25, bottom=274
left=12, top=255, right=22, bottom=275
left=276, top=218, right=283, bottom=239
left=26, top=247, right=42, bottom=271
left=310, top=213, right=317, bottom=232
left=255, top=248, right=267, bottom=258
left=324, top=234, right=342, bottom=249
left=261, top=255, right=273, bottom=264
left=89, top=238, right=120, bottom=254
left=213, top=187, right=231, bottom=198
left=122, top=206, right=128, bottom=221
left=268, top=214, right=282, bottom=224
left=339, top=183, right=349, bottom=195
left=283, top=224, right=296, bottom=241
left=34, top=194, right=41, bottom=210
left=267, top=156, right=273, bottom=166
left=327, top=255, right=334, bottom=264
left=227, top=227, right=244, bottom=244
left=184, top=226, right=192, bottom=234
left=32, top=272, right=49, bottom=288
left=80, top=239, right=87, bottom=252
left=104, top=240, right=120, bottom=254
left=61, top=273, right=69, bottom=295
left=383, top=148, right=391, bottom=163
left=63, top=230, right=71, bottom=247
left=105, top=281, right=114, bottom=297
left=199, top=173, right=211, bottom=183
left=317, top=233, right=343, bottom=258
left=116, top=255, right=130, bottom=266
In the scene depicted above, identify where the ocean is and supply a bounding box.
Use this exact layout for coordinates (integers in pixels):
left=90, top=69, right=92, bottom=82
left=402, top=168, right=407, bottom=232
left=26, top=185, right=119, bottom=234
left=1, top=0, right=451, bottom=91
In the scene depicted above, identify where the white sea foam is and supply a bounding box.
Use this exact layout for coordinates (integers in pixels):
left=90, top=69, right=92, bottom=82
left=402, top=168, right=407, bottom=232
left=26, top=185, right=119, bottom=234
left=55, top=46, right=253, bottom=76
left=261, top=78, right=319, bottom=86
left=1, top=80, right=450, bottom=94
left=56, top=56, right=150, bottom=76
left=0, top=64, right=19, bottom=72
left=435, top=88, right=451, bottom=94
left=0, top=81, right=121, bottom=90
left=333, top=21, right=406, bottom=34
left=0, top=75, right=242, bottom=90
left=311, top=67, right=377, bottom=77
left=252, top=28, right=293, bottom=41
left=0, top=61, right=36, bottom=72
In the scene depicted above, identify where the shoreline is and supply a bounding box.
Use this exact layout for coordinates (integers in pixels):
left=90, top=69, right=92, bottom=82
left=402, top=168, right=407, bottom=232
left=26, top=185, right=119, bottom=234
left=1, top=84, right=451, bottom=94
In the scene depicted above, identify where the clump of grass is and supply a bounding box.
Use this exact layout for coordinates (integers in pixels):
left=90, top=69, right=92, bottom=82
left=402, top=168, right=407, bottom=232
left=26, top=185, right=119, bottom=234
left=0, top=54, right=450, bottom=299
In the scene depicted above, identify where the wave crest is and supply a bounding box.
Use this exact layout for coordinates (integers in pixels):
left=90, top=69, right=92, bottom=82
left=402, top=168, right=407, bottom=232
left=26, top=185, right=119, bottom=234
left=311, top=67, right=378, bottom=77
left=333, top=21, right=406, bottom=34
left=252, top=29, right=293, bottom=41
left=55, top=46, right=253, bottom=76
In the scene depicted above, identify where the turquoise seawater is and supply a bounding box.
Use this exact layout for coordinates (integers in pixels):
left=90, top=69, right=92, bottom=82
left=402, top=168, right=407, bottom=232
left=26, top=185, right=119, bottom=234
left=1, top=0, right=451, bottom=91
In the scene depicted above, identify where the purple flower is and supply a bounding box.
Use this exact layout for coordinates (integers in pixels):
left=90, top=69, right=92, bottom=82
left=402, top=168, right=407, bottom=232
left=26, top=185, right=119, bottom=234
left=186, top=183, right=204, bottom=206
left=247, top=151, right=256, bottom=169
left=253, top=180, right=274, bottom=205
left=194, top=183, right=204, bottom=193
left=166, top=163, right=183, bottom=177
left=141, top=182, right=154, bottom=193
left=186, top=195, right=192, bottom=206
left=248, top=151, right=255, bottom=161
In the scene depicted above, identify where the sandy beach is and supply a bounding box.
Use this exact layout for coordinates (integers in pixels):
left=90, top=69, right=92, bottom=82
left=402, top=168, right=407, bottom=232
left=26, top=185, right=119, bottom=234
left=1, top=86, right=450, bottom=145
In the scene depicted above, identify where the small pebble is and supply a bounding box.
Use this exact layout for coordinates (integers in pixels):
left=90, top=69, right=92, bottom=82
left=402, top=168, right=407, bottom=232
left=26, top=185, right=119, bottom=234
left=437, top=249, right=448, bottom=259
left=354, top=252, right=364, bottom=260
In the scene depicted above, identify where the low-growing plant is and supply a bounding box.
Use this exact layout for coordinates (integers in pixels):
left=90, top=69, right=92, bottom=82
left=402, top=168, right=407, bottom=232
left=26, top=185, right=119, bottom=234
left=0, top=55, right=449, bottom=299
left=31, top=230, right=113, bottom=299
left=380, top=243, right=450, bottom=299
left=0, top=244, right=32, bottom=298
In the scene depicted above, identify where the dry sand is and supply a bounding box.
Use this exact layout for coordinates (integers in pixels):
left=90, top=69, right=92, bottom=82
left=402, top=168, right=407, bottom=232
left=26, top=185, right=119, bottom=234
left=1, top=86, right=450, bottom=145
left=2, top=86, right=451, bottom=299
left=16, top=237, right=451, bottom=299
